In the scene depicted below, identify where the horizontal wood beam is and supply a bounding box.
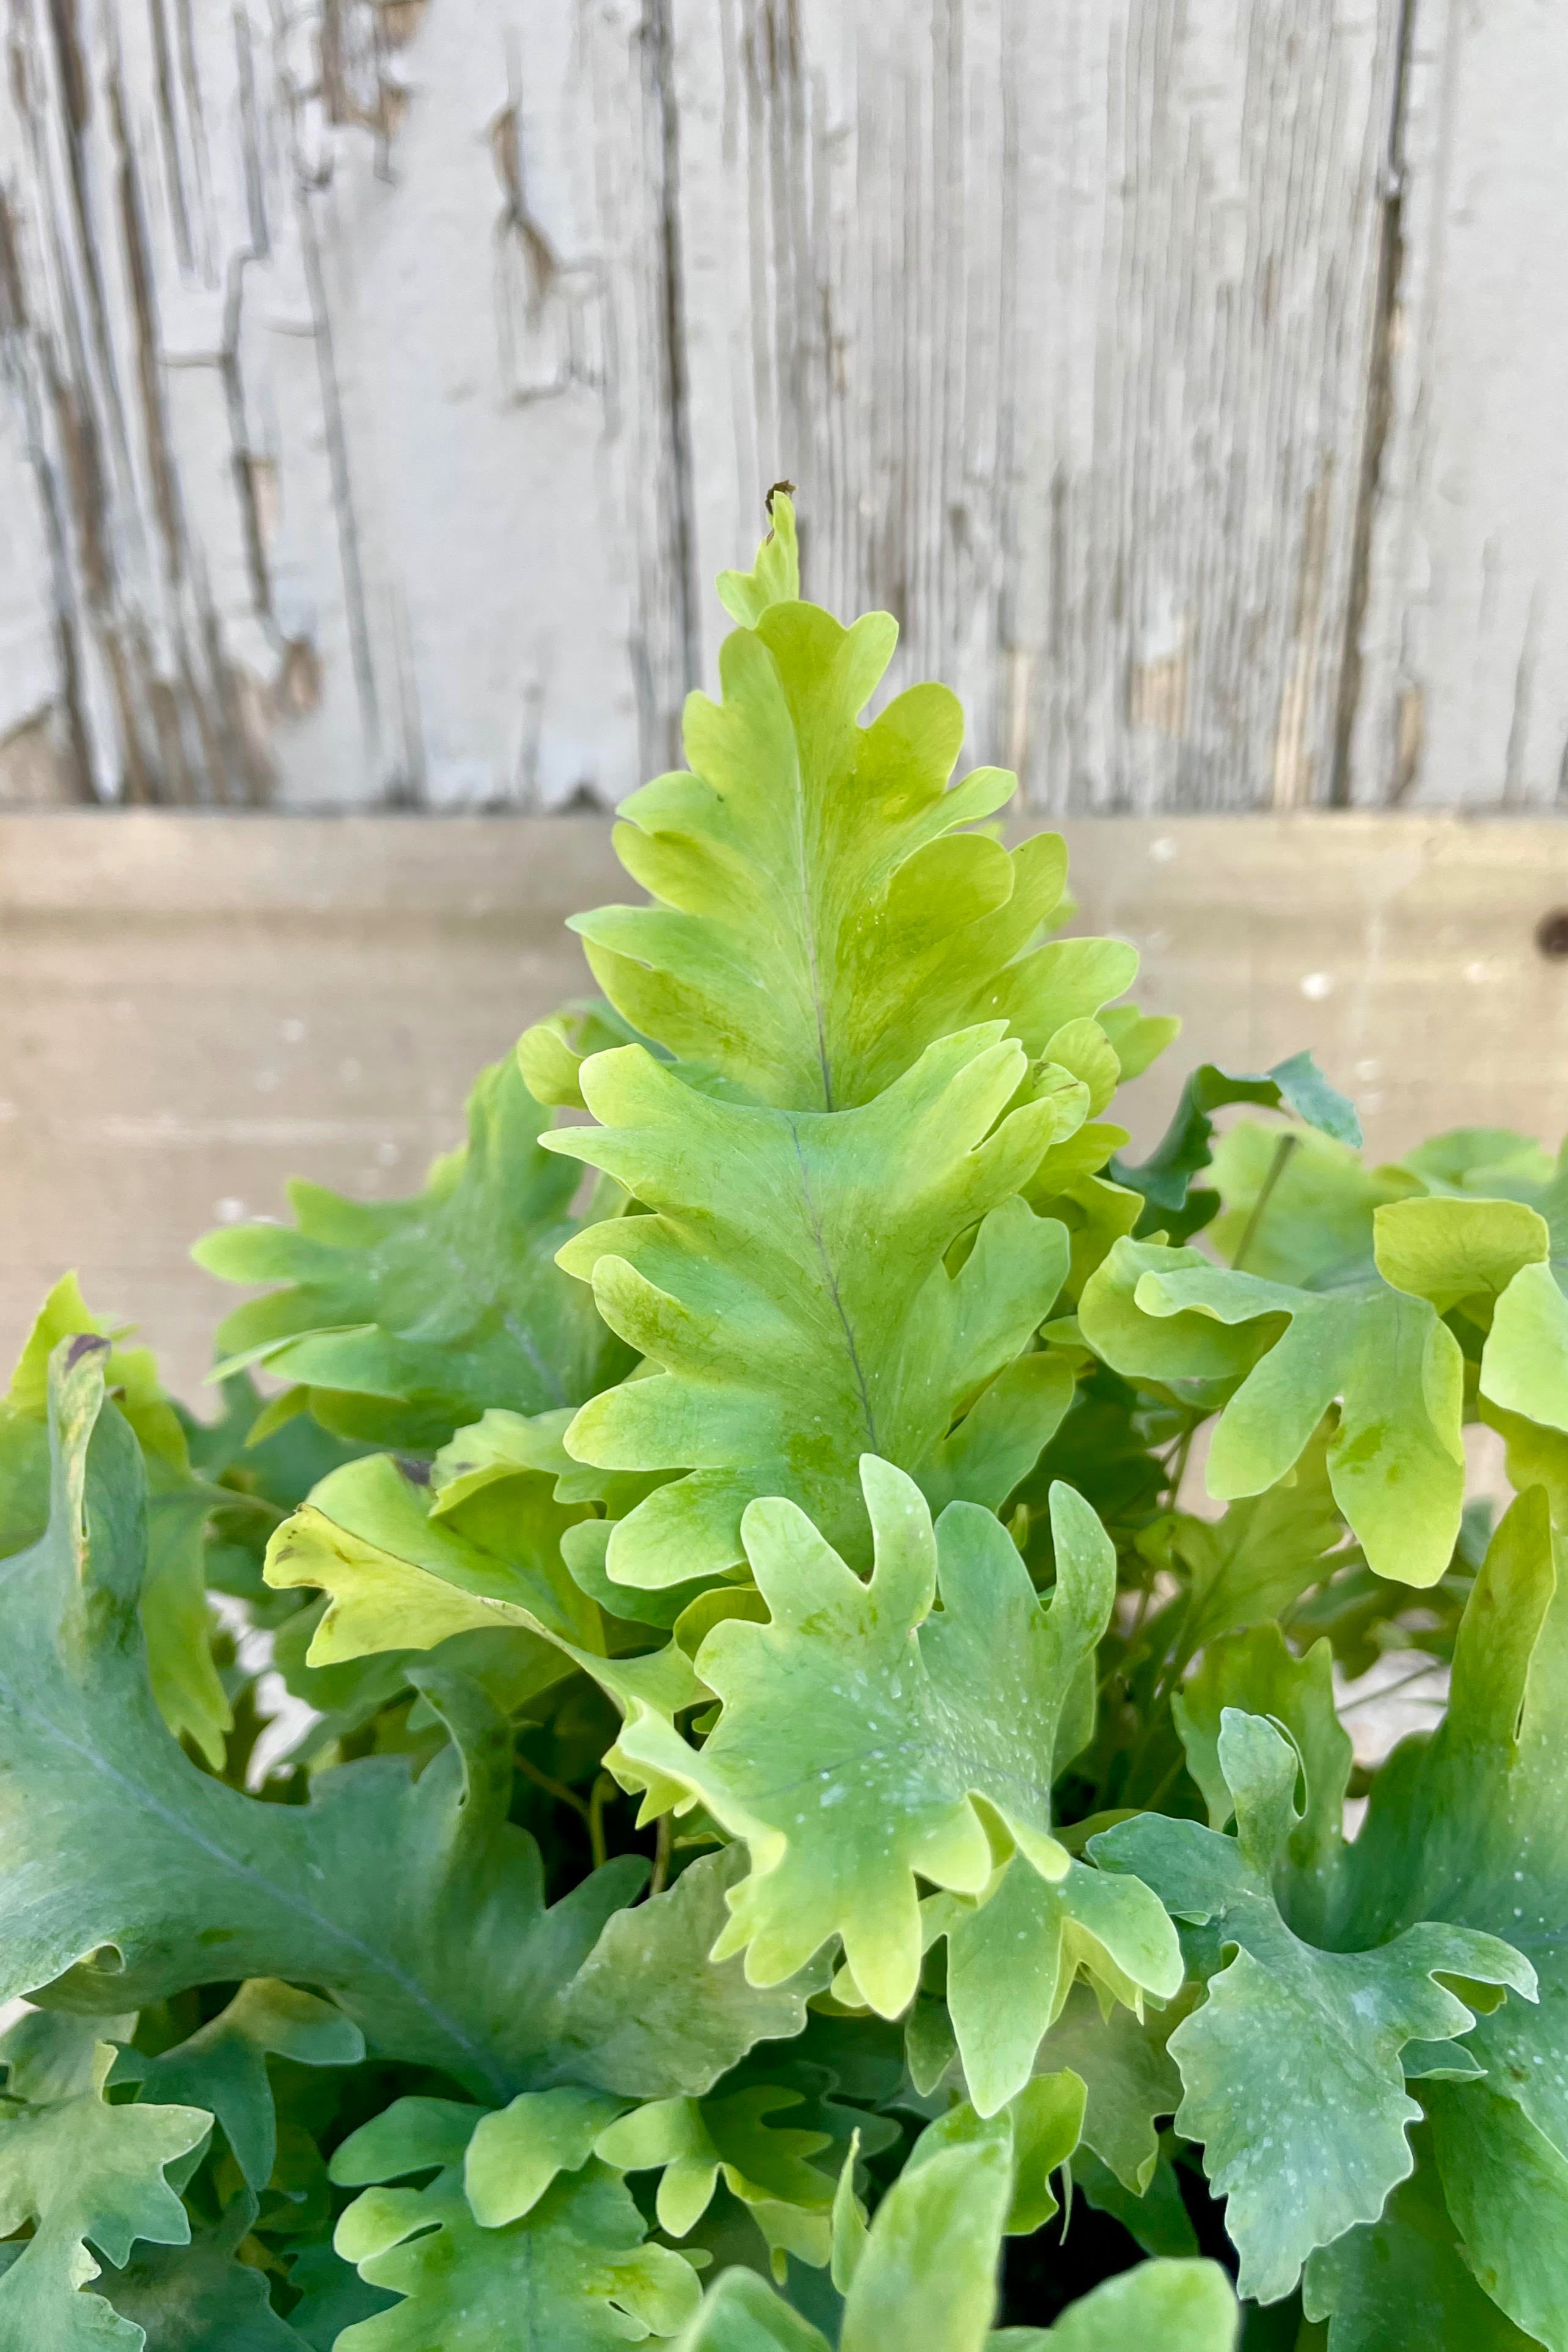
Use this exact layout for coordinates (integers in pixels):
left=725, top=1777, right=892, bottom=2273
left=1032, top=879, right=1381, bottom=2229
left=4, top=810, right=1567, bottom=1397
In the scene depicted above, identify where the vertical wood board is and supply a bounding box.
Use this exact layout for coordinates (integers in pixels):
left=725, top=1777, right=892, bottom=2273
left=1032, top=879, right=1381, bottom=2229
left=1350, top=0, right=1568, bottom=809
left=673, top=0, right=1404, bottom=810
left=0, top=0, right=661, bottom=807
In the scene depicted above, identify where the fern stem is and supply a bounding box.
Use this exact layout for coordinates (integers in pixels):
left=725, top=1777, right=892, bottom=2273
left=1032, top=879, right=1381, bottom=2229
left=648, top=1812, right=672, bottom=1898
left=1230, top=1130, right=1300, bottom=1272
left=588, top=1774, right=614, bottom=1871
left=514, top=1747, right=593, bottom=1827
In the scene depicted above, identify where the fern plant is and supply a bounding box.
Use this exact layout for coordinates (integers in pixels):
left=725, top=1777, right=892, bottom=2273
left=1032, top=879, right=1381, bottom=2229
left=2, top=496, right=1565, bottom=2350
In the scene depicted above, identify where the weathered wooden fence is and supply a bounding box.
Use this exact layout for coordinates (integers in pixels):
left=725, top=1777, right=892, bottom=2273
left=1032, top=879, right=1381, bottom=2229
left=2, top=0, right=1563, bottom=815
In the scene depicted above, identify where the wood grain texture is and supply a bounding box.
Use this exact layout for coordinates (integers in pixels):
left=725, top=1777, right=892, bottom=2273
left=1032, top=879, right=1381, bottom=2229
left=1349, top=0, right=1568, bottom=808
left=672, top=0, right=1405, bottom=812
left=0, top=1, right=1558, bottom=812
left=0, top=0, right=653, bottom=807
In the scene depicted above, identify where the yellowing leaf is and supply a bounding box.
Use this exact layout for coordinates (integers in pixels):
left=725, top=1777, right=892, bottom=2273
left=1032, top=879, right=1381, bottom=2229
left=265, top=1450, right=600, bottom=1666
left=571, top=495, right=1138, bottom=1117
left=1372, top=1194, right=1548, bottom=1316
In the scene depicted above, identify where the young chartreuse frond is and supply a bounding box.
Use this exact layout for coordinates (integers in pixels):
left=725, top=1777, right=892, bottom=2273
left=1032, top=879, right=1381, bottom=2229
left=554, top=493, right=1139, bottom=1116
left=518, top=496, right=1179, bottom=1593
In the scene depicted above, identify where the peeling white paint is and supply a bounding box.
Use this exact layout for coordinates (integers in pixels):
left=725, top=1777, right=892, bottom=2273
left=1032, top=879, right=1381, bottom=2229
left=0, top=0, right=651, bottom=807
left=0, top=1, right=1559, bottom=810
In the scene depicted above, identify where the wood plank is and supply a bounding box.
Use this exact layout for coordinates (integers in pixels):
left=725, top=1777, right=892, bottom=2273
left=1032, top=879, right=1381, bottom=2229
left=5, top=809, right=1568, bottom=1398
left=1350, top=0, right=1568, bottom=809
left=0, top=377, right=74, bottom=801
left=0, top=0, right=658, bottom=808
left=671, top=0, right=1406, bottom=809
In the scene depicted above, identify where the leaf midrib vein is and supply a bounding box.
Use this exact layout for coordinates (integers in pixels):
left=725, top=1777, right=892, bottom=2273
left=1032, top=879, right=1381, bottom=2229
left=786, top=741, right=835, bottom=1112
left=0, top=1636, right=511, bottom=2097
left=788, top=1123, right=877, bottom=1457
